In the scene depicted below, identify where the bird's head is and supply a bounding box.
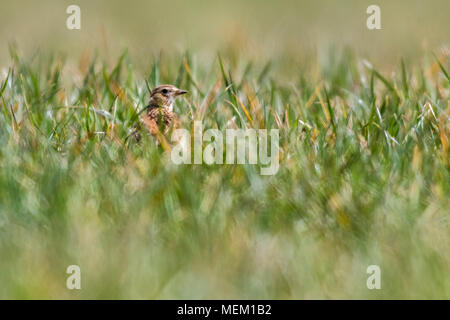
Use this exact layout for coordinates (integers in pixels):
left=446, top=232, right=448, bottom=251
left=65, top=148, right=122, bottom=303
left=148, top=84, right=188, bottom=111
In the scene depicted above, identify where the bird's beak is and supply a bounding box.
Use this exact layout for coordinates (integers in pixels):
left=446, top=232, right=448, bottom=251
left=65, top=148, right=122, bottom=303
left=175, top=89, right=188, bottom=96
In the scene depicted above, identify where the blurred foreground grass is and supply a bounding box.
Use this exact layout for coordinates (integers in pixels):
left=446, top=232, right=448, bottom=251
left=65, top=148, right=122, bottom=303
left=0, top=44, right=449, bottom=299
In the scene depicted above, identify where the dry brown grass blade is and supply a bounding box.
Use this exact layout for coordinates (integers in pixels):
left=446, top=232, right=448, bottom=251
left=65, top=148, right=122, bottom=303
left=273, top=109, right=282, bottom=129
left=438, top=114, right=449, bottom=164
left=316, top=86, right=331, bottom=126
left=78, top=50, right=91, bottom=74
left=197, top=78, right=221, bottom=120
left=244, top=83, right=264, bottom=128
left=305, top=82, right=322, bottom=109
left=430, top=53, right=448, bottom=78
left=234, top=93, right=254, bottom=128
left=284, top=109, right=290, bottom=130
left=110, top=81, right=128, bottom=104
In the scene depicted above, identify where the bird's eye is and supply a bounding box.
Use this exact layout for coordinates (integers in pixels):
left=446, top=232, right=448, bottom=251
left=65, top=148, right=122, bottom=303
left=161, top=89, right=168, bottom=94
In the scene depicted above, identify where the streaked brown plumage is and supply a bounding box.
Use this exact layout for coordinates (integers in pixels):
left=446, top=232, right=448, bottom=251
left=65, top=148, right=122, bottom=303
left=132, top=84, right=187, bottom=143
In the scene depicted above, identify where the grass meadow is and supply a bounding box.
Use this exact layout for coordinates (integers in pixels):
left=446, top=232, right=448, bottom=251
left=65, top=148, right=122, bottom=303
left=0, top=0, right=449, bottom=299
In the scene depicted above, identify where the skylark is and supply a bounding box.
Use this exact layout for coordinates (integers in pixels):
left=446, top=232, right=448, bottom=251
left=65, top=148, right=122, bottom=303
left=133, top=84, right=187, bottom=143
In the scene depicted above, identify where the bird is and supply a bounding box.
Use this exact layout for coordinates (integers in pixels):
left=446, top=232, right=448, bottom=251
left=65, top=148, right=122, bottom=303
left=132, top=84, right=187, bottom=144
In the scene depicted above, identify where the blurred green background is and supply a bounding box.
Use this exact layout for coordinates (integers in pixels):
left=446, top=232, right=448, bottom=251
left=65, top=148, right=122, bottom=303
left=1, top=0, right=449, bottom=66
